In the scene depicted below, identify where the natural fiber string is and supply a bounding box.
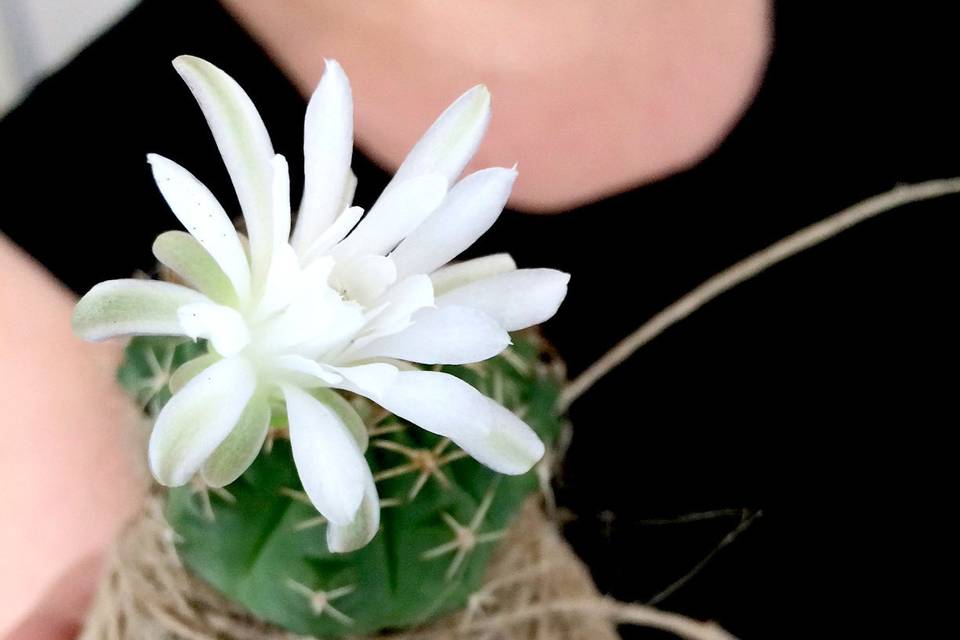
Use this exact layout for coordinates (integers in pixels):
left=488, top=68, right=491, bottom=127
left=81, top=493, right=740, bottom=640
left=559, top=178, right=960, bottom=411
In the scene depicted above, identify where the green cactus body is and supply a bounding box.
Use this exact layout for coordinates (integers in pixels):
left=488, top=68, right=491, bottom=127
left=118, top=333, right=564, bottom=637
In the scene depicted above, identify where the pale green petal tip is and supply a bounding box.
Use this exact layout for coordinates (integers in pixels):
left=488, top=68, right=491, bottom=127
left=470, top=84, right=491, bottom=108
left=72, top=283, right=118, bottom=338
left=327, top=519, right=377, bottom=554
left=71, top=292, right=98, bottom=339
left=326, top=480, right=380, bottom=553
left=202, top=396, right=271, bottom=488
left=491, top=430, right=545, bottom=477
left=71, top=279, right=201, bottom=342
left=172, top=54, right=209, bottom=75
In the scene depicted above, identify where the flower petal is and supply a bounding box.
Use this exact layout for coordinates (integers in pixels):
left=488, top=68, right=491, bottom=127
left=202, top=393, right=271, bottom=488
left=430, top=253, right=516, bottom=296
left=366, top=274, right=435, bottom=334
left=326, top=467, right=380, bottom=553
left=348, top=275, right=435, bottom=352
left=291, top=59, right=354, bottom=253
left=326, top=362, right=399, bottom=402
left=391, top=84, right=491, bottom=187
left=147, top=154, right=251, bottom=301
left=339, top=170, right=358, bottom=212
left=270, top=154, right=292, bottom=257
left=330, top=254, right=397, bottom=307
left=283, top=385, right=367, bottom=525
left=169, top=352, right=220, bottom=394
left=437, top=268, right=570, bottom=331
left=173, top=55, right=275, bottom=287
left=378, top=371, right=544, bottom=475
left=148, top=356, right=257, bottom=486
left=312, top=388, right=369, bottom=452
left=391, top=167, right=517, bottom=278
left=251, top=242, right=301, bottom=322
left=347, top=305, right=509, bottom=365
left=177, top=302, right=250, bottom=357
left=301, top=206, right=363, bottom=265
left=333, top=174, right=448, bottom=258
left=268, top=354, right=343, bottom=387
left=73, top=279, right=207, bottom=341
left=152, top=231, right=238, bottom=306
left=257, top=286, right=365, bottom=358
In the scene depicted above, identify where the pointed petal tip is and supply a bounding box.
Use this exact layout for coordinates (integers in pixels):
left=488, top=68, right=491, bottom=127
left=471, top=83, right=491, bottom=102
left=315, top=58, right=350, bottom=92
left=461, top=84, right=492, bottom=114
left=172, top=54, right=211, bottom=75
left=323, top=58, right=345, bottom=73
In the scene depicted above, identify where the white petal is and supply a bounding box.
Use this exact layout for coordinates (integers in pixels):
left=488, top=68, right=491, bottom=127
left=297, top=306, right=367, bottom=360
left=291, top=60, right=355, bottom=253
left=298, top=254, right=337, bottom=287
left=147, top=154, right=251, bottom=301
left=245, top=155, right=295, bottom=314
left=283, top=385, right=367, bottom=525
left=312, top=388, right=369, bottom=452
left=271, top=154, right=292, bottom=256
left=73, top=279, right=207, bottom=341
left=430, top=253, right=516, bottom=296
left=177, top=302, right=250, bottom=357
left=251, top=242, right=300, bottom=322
left=173, top=55, right=275, bottom=287
left=258, top=291, right=365, bottom=358
left=254, top=266, right=348, bottom=354
left=391, top=85, right=491, bottom=187
left=202, top=393, right=271, bottom=487
left=333, top=174, right=448, bottom=258
left=378, top=371, right=544, bottom=475
left=169, top=352, right=220, bottom=394
left=268, top=354, right=343, bottom=387
left=391, top=168, right=517, bottom=278
left=327, top=362, right=399, bottom=402
left=153, top=231, right=238, bottom=306
left=339, top=170, right=358, bottom=212
left=349, top=275, right=435, bottom=351
left=148, top=357, right=257, bottom=486
left=330, top=255, right=397, bottom=306
left=347, top=305, right=509, bottom=365
left=326, top=467, right=380, bottom=552
left=437, top=268, right=569, bottom=331
left=301, top=206, right=363, bottom=264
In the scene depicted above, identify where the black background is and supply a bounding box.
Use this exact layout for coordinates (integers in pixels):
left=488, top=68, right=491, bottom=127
left=2, top=2, right=958, bottom=637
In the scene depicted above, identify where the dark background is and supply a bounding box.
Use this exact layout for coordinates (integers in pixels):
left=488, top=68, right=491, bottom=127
left=2, top=2, right=958, bottom=637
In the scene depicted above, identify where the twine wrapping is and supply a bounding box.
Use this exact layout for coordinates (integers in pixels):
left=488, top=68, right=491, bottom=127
left=79, top=494, right=732, bottom=640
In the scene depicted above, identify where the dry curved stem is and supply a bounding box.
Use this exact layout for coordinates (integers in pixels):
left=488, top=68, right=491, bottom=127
left=560, top=177, right=960, bottom=411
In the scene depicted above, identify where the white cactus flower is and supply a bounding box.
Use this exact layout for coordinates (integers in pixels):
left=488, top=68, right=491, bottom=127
left=73, top=56, right=569, bottom=552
